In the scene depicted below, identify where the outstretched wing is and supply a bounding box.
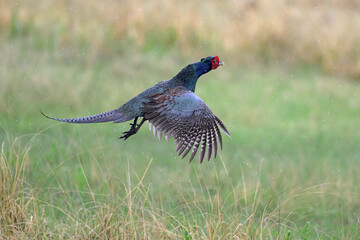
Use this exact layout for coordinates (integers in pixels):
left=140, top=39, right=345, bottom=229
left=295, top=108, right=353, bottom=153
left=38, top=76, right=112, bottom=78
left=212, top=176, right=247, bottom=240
left=141, top=86, right=231, bottom=163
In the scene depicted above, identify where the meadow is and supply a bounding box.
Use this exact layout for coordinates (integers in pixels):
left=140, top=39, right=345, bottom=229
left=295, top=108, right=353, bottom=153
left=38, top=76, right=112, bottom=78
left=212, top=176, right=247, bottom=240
left=1, top=0, right=360, bottom=239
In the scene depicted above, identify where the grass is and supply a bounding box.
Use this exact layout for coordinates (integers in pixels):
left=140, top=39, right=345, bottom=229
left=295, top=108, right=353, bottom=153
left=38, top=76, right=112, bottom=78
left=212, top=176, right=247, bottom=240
left=1, top=33, right=360, bottom=239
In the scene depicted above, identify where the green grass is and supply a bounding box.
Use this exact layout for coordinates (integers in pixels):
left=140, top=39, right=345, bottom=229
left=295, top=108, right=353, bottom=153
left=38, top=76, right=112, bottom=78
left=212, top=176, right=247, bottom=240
left=1, top=37, right=360, bottom=239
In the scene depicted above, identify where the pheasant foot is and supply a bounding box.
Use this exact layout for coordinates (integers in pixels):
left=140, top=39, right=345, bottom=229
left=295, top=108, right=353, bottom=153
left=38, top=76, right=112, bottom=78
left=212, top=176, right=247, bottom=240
left=119, top=117, right=146, bottom=140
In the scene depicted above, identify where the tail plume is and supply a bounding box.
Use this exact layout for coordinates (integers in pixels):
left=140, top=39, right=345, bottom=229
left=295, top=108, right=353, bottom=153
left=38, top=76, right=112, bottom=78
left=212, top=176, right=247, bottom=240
left=40, top=109, right=125, bottom=124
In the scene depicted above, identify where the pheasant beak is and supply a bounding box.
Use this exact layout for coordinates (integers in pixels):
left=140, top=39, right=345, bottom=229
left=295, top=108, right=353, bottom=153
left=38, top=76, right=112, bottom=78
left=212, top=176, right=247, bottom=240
left=219, top=61, right=224, bottom=66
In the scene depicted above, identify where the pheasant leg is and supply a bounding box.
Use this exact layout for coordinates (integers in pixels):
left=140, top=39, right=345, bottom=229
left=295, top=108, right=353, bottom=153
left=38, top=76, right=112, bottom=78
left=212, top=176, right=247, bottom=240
left=119, top=117, right=146, bottom=140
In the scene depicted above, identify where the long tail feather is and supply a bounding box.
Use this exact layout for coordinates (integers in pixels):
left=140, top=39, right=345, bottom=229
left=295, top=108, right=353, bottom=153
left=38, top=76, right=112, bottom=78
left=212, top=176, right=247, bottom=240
left=40, top=109, right=125, bottom=124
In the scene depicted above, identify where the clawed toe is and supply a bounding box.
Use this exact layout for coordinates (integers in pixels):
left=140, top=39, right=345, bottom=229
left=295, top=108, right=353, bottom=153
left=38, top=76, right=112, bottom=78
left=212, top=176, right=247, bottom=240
left=119, top=130, right=136, bottom=140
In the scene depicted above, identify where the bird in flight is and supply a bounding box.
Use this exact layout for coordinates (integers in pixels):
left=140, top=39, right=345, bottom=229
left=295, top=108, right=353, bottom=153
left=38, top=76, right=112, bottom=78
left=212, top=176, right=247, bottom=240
left=42, top=56, right=231, bottom=163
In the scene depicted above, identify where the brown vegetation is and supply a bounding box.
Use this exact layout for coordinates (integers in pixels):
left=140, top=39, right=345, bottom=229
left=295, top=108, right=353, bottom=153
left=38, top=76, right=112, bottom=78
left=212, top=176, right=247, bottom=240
left=1, top=0, right=360, bottom=77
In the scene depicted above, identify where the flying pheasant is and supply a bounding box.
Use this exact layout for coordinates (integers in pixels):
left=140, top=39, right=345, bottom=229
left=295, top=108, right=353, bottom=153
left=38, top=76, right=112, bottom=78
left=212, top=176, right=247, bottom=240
left=42, top=56, right=231, bottom=163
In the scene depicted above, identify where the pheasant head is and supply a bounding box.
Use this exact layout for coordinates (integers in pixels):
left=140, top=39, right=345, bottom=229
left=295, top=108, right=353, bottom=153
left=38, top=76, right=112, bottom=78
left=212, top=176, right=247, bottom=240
left=194, top=56, right=224, bottom=78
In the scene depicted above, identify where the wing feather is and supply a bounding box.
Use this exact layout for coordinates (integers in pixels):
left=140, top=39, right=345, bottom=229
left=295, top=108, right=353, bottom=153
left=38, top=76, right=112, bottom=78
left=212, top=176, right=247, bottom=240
left=188, top=132, right=202, bottom=162
left=181, top=126, right=199, bottom=158
left=206, top=128, right=212, bottom=161
left=141, top=86, right=230, bottom=163
left=213, top=123, right=223, bottom=150
left=211, top=127, right=218, bottom=158
left=199, top=129, right=207, bottom=163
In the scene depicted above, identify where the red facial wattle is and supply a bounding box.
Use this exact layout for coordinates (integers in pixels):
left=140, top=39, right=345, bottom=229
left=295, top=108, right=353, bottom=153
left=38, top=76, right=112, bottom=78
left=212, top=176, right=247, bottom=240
left=211, top=56, right=222, bottom=70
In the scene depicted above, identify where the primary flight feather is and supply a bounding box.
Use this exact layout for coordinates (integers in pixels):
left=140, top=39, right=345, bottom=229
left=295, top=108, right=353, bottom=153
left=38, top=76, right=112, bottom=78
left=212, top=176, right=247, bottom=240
left=42, top=56, right=231, bottom=163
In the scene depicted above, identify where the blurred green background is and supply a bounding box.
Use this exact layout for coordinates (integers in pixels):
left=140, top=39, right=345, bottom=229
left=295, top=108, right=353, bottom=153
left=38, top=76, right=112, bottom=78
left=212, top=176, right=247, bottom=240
left=1, top=0, right=360, bottom=239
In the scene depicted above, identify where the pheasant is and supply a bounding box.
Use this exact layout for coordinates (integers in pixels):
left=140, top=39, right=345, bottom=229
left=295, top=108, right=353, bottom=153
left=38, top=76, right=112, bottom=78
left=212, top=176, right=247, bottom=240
left=42, top=56, right=231, bottom=163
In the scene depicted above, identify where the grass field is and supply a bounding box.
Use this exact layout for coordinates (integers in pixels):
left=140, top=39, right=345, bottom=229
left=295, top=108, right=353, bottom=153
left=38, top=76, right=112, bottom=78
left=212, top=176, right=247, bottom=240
left=1, top=1, right=360, bottom=238
left=1, top=34, right=360, bottom=239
